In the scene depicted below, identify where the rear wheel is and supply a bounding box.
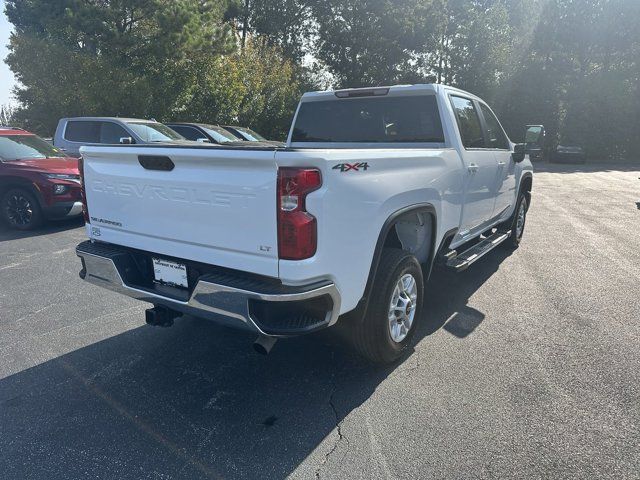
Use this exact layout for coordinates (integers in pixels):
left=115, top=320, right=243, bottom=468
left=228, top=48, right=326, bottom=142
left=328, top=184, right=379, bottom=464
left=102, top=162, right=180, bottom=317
left=352, top=248, right=424, bottom=364
left=1, top=188, right=43, bottom=230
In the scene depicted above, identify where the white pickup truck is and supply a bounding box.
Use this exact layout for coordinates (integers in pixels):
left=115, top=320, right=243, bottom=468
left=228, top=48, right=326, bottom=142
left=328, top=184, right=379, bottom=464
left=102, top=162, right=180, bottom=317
left=76, top=84, right=538, bottom=363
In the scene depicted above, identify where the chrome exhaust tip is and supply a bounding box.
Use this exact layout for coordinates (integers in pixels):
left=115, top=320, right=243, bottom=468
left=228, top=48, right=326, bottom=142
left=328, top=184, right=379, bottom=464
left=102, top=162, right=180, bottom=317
left=253, top=335, right=278, bottom=355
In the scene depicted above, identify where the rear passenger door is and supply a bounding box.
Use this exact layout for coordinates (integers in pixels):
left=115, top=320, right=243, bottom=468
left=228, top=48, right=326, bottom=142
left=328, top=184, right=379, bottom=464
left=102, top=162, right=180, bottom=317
left=450, top=95, right=499, bottom=239
left=477, top=102, right=515, bottom=218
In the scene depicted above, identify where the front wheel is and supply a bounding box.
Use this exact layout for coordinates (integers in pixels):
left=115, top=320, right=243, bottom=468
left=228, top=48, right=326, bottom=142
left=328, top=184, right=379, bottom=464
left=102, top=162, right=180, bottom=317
left=352, top=248, right=424, bottom=364
left=502, top=193, right=528, bottom=249
left=1, top=188, right=43, bottom=230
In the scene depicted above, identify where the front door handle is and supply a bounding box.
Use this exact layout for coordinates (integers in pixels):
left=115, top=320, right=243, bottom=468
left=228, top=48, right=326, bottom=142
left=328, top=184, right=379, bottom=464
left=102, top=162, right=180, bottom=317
left=468, top=163, right=479, bottom=173
left=497, top=161, right=506, bottom=167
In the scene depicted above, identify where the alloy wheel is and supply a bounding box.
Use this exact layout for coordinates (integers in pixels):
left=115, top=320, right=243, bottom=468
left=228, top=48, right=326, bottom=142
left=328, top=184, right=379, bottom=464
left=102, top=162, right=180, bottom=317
left=5, top=193, right=33, bottom=227
left=388, top=273, right=418, bottom=343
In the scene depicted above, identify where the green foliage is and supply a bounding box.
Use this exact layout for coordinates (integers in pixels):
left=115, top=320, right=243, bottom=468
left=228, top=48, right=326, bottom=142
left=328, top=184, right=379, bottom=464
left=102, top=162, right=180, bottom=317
left=244, top=0, right=315, bottom=61
left=6, top=34, right=154, bottom=133
left=311, top=0, right=429, bottom=87
left=4, top=0, right=640, bottom=159
left=0, top=105, right=16, bottom=126
left=497, top=0, right=640, bottom=160
left=170, top=40, right=307, bottom=140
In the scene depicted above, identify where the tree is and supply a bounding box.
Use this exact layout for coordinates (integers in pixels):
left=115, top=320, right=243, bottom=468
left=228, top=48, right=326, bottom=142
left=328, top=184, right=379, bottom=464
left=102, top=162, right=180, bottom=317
left=310, top=0, right=430, bottom=87
left=4, top=0, right=640, bottom=160
left=5, top=0, right=237, bottom=134
left=0, top=105, right=16, bottom=126
left=171, top=40, right=308, bottom=140
left=238, top=0, right=315, bottom=61
left=498, top=0, right=640, bottom=158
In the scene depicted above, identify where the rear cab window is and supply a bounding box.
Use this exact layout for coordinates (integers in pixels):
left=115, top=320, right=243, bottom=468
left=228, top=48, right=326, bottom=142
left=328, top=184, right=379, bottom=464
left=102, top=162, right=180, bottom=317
left=291, top=94, right=445, bottom=145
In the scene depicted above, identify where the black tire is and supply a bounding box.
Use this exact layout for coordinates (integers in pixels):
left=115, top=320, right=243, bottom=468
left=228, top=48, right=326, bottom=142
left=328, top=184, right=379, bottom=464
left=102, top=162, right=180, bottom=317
left=352, top=248, right=424, bottom=364
left=502, top=192, right=528, bottom=249
left=1, top=188, right=43, bottom=230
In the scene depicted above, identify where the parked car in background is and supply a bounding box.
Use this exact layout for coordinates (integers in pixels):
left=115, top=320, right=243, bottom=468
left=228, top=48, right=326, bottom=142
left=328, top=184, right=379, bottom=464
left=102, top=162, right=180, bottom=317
left=164, top=122, right=244, bottom=144
left=54, top=117, right=186, bottom=156
left=222, top=125, right=284, bottom=146
left=0, top=127, right=81, bottom=230
left=552, top=145, right=586, bottom=164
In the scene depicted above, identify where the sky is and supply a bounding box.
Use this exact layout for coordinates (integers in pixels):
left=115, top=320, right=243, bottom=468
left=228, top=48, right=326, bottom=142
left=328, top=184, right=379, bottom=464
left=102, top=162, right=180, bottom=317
left=0, top=2, right=17, bottom=107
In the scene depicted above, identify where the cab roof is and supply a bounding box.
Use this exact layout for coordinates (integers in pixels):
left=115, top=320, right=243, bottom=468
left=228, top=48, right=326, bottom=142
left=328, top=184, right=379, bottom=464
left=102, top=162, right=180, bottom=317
left=300, top=83, right=480, bottom=101
left=59, top=117, right=159, bottom=123
left=0, top=126, right=33, bottom=136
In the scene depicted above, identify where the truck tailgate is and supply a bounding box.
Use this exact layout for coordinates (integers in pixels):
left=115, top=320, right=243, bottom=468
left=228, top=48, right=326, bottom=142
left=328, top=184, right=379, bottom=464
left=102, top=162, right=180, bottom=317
left=81, top=146, right=279, bottom=277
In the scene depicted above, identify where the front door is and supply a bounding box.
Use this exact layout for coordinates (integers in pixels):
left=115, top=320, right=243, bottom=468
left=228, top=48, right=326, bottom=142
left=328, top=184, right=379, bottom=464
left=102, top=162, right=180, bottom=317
left=477, top=102, right=516, bottom=217
left=450, top=95, right=498, bottom=240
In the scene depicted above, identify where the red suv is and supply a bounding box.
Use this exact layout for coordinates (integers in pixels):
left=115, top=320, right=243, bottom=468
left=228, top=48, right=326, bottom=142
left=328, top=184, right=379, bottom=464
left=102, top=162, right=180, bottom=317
left=0, top=127, right=82, bottom=230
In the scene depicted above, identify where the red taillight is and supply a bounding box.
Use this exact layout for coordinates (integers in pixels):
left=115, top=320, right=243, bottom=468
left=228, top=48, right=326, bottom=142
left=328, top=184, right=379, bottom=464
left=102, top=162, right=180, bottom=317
left=277, top=167, right=322, bottom=260
left=78, top=156, right=90, bottom=223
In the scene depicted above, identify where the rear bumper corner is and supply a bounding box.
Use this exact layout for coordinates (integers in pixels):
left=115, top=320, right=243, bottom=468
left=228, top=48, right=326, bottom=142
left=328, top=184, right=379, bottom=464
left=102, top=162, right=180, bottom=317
left=76, top=240, right=341, bottom=336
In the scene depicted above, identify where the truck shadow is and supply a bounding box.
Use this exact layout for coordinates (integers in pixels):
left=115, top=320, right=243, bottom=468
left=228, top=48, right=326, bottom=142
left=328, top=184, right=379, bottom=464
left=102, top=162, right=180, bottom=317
left=0, top=249, right=511, bottom=479
left=0, top=217, right=84, bottom=242
left=419, top=248, right=514, bottom=340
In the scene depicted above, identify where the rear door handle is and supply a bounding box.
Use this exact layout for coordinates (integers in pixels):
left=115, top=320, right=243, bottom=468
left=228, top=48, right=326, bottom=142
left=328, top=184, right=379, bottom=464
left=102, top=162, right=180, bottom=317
left=497, top=161, right=506, bottom=167
left=468, top=163, right=479, bottom=173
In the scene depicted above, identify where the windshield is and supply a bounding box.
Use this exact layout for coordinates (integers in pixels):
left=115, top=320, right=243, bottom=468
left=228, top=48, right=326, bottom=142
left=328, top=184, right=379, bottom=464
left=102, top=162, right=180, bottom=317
left=234, top=127, right=267, bottom=142
left=126, top=122, right=184, bottom=142
left=201, top=125, right=242, bottom=143
left=0, top=135, right=66, bottom=161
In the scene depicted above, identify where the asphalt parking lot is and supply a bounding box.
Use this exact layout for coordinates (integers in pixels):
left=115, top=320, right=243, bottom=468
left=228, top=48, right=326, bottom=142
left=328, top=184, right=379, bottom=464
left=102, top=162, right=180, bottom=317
left=1, top=163, right=639, bottom=479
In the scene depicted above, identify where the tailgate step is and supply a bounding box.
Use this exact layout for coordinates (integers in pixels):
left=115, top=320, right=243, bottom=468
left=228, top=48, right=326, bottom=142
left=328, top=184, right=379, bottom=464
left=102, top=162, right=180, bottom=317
left=446, top=230, right=511, bottom=272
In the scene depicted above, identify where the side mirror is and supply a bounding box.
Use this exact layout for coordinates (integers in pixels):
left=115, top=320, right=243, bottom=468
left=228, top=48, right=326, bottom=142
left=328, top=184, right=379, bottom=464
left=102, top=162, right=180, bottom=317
left=513, top=143, right=526, bottom=163
left=524, top=125, right=545, bottom=161
left=525, top=125, right=545, bottom=148
left=119, top=137, right=134, bottom=145
left=196, top=138, right=211, bottom=143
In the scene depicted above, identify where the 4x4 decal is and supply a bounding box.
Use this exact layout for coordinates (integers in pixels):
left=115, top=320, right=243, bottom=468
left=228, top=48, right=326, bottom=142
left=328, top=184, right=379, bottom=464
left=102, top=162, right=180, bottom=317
left=332, top=162, right=370, bottom=172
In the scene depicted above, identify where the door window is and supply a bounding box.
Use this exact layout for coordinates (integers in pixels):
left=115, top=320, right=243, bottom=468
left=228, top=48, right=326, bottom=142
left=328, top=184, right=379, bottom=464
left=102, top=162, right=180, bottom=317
left=169, top=125, right=203, bottom=141
left=64, top=121, right=101, bottom=143
left=450, top=96, right=485, bottom=148
left=479, top=104, right=509, bottom=150
left=99, top=122, right=130, bottom=144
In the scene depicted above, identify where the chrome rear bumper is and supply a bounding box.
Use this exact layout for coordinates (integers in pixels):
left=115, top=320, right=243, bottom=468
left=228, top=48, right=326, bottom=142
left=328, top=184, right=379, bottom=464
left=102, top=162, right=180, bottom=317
left=76, top=241, right=340, bottom=336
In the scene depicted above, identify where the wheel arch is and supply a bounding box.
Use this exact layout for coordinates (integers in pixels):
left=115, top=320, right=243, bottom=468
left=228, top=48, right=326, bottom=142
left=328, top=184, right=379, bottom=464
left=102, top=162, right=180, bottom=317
left=0, top=177, right=45, bottom=208
left=519, top=172, right=533, bottom=205
left=351, top=203, right=438, bottom=323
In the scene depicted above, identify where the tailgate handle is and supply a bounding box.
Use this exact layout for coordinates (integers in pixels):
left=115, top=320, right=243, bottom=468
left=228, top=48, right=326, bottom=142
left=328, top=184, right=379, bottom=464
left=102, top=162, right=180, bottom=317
left=138, top=155, right=175, bottom=171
